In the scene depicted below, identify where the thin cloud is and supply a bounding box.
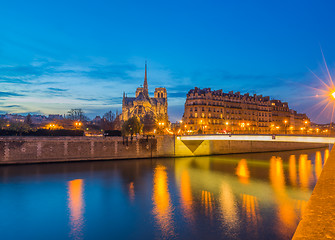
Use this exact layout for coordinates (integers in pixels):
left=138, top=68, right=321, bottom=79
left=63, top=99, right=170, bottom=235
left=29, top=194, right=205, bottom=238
left=0, top=91, right=24, bottom=97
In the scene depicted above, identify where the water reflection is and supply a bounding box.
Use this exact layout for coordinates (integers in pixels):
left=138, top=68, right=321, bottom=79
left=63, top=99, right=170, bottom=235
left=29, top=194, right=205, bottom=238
left=152, top=165, right=175, bottom=238
left=298, top=154, right=311, bottom=190
left=269, top=157, right=296, bottom=237
left=129, top=182, right=135, bottom=202
left=289, top=155, right=297, bottom=186
left=236, top=159, right=250, bottom=184
left=315, top=151, right=322, bottom=179
left=179, top=170, right=194, bottom=223
left=241, top=194, right=260, bottom=238
left=325, top=148, right=329, bottom=163
left=220, top=182, right=239, bottom=232
left=201, top=190, right=215, bottom=217
left=0, top=148, right=328, bottom=240
left=68, top=179, right=85, bottom=240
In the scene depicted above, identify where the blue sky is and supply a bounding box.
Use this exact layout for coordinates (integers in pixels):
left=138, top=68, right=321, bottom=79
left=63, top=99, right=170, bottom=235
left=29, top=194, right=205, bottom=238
left=1, top=0, right=335, bottom=123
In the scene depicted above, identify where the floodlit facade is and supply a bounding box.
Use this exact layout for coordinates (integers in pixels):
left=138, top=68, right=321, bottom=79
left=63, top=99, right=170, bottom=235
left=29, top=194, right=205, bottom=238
left=182, top=87, right=310, bottom=134
left=120, top=63, right=168, bottom=122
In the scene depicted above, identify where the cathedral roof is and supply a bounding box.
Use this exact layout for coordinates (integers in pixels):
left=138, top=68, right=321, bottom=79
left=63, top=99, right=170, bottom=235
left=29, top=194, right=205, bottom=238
left=135, top=91, right=150, bottom=101
left=123, top=95, right=166, bottom=106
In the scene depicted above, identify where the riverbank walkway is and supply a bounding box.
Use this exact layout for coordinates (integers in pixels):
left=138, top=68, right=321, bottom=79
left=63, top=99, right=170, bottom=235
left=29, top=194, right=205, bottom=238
left=293, top=145, right=335, bottom=239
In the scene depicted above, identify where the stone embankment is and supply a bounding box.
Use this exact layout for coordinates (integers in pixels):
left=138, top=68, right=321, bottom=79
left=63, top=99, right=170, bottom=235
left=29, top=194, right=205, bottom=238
left=0, top=135, right=328, bottom=164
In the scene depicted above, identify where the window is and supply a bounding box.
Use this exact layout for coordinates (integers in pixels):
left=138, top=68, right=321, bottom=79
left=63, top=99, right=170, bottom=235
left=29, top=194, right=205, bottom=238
left=195, top=113, right=198, bottom=118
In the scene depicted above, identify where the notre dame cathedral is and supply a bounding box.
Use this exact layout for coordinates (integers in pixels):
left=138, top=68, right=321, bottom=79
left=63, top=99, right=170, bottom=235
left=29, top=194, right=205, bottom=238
left=120, top=62, right=168, bottom=122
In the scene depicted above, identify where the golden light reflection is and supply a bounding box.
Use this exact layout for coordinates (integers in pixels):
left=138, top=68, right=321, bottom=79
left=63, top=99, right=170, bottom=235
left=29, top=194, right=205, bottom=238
left=129, top=182, right=135, bottom=202
left=295, top=199, right=308, bottom=216
left=152, top=165, right=174, bottom=237
left=298, top=154, right=311, bottom=190
left=68, top=179, right=85, bottom=240
left=270, top=156, right=285, bottom=190
left=325, top=149, right=329, bottom=163
left=179, top=170, right=194, bottom=223
left=315, top=151, right=323, bottom=180
left=289, top=155, right=297, bottom=186
left=269, top=157, right=296, bottom=237
left=236, top=159, right=250, bottom=184
left=220, top=182, right=239, bottom=231
left=201, top=190, right=214, bottom=217
left=241, top=194, right=260, bottom=232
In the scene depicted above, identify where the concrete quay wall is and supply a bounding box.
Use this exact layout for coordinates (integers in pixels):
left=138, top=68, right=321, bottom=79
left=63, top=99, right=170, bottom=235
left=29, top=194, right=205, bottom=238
left=0, top=136, right=328, bottom=164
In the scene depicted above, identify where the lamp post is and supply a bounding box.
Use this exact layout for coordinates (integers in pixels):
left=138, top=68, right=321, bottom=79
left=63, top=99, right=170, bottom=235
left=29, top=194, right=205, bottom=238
left=284, top=120, right=288, bottom=135
left=304, top=120, right=308, bottom=135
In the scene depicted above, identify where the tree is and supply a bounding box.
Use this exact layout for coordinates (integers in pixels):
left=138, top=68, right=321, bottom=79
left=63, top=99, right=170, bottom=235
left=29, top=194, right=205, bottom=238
left=67, top=109, right=89, bottom=121
left=25, top=114, right=32, bottom=126
left=8, top=122, right=30, bottom=133
left=121, top=116, right=142, bottom=136
left=101, top=110, right=117, bottom=130
left=103, top=110, right=116, bottom=122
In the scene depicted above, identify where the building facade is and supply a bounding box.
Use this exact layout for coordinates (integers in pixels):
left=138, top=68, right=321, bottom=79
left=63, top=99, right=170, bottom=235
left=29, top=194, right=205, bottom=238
left=120, top=63, right=168, bottom=123
left=182, top=87, right=309, bottom=134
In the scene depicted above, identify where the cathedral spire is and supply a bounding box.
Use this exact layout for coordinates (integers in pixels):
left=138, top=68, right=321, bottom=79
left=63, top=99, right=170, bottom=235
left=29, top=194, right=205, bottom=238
left=143, top=61, right=148, bottom=96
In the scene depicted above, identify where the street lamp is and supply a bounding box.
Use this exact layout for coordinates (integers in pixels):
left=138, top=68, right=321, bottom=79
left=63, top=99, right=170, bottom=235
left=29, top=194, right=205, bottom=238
left=284, top=120, right=288, bottom=134
left=304, top=120, right=308, bottom=134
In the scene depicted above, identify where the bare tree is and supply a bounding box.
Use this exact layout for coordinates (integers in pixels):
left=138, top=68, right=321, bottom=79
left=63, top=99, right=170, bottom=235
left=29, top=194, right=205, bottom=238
left=67, top=109, right=89, bottom=121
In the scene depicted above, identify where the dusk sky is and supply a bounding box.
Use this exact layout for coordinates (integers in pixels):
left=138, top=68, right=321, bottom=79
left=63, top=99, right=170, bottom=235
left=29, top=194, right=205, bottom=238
left=1, top=0, right=335, bottom=123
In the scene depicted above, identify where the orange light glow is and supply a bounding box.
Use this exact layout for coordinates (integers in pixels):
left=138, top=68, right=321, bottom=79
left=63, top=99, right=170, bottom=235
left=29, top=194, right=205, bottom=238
left=220, top=182, right=239, bottom=228
left=236, top=159, right=250, bottom=184
left=269, top=156, right=297, bottom=237
left=129, top=182, right=135, bottom=202
left=68, top=179, right=85, bottom=240
left=288, top=155, right=297, bottom=186
left=298, top=154, right=311, bottom=190
left=152, top=165, right=174, bottom=237
left=325, top=149, right=329, bottom=163
left=179, top=170, right=194, bottom=223
left=315, top=151, right=323, bottom=179
left=201, top=190, right=214, bottom=217
left=241, top=194, right=260, bottom=228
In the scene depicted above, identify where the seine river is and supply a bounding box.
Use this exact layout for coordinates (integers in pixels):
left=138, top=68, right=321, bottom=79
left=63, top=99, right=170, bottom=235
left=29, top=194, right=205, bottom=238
left=0, top=148, right=329, bottom=240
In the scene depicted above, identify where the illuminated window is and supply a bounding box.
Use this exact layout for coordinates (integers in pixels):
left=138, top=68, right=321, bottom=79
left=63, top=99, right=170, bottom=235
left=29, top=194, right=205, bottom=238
left=195, top=113, right=198, bottom=118
left=202, top=113, right=205, bottom=118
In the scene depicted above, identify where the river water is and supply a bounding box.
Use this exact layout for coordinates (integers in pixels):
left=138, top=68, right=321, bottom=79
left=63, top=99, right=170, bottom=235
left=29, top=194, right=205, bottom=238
left=0, top=148, right=329, bottom=240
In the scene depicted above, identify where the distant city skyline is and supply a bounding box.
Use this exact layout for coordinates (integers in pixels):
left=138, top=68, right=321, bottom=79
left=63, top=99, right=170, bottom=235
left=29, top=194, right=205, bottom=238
left=1, top=0, right=335, bottom=123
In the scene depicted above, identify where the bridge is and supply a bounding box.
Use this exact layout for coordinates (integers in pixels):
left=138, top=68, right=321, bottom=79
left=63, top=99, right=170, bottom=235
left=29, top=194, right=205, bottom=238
left=178, top=134, right=335, bottom=144
left=177, top=134, right=335, bottom=239
left=175, top=134, right=334, bottom=157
